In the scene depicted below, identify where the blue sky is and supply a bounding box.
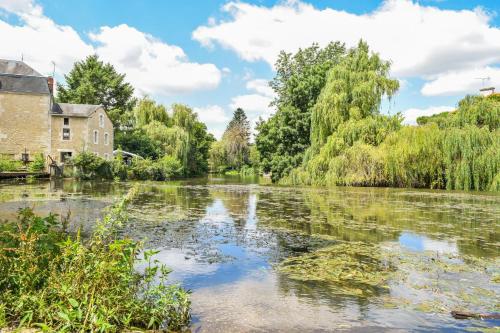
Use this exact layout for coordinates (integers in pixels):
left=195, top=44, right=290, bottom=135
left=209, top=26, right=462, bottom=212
left=1, top=0, right=500, bottom=138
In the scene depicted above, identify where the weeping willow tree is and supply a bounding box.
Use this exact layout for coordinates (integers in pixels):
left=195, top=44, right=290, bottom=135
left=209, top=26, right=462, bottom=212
left=310, top=40, right=399, bottom=149
left=134, top=97, right=169, bottom=127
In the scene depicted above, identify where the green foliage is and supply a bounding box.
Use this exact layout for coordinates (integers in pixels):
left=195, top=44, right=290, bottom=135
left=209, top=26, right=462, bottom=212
left=0, top=156, right=22, bottom=172
left=57, top=55, right=136, bottom=128
left=136, top=104, right=213, bottom=176
left=208, top=108, right=253, bottom=173
left=256, top=105, right=311, bottom=181
left=208, top=140, right=228, bottom=173
left=310, top=40, right=399, bottom=148
left=110, top=152, right=127, bottom=181
left=28, top=153, right=45, bottom=172
left=128, top=156, right=183, bottom=181
left=133, top=96, right=169, bottom=127
left=0, top=189, right=190, bottom=331
left=114, top=128, right=163, bottom=159
left=73, top=151, right=112, bottom=180
left=417, top=95, right=500, bottom=131
left=285, top=118, right=499, bottom=191
left=270, top=41, right=346, bottom=111
left=222, top=108, right=251, bottom=169
left=256, top=42, right=346, bottom=181
left=248, top=145, right=260, bottom=172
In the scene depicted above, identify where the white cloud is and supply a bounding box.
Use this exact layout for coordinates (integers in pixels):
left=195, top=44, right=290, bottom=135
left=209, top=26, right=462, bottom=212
left=194, top=105, right=229, bottom=125
left=401, top=105, right=453, bottom=125
left=0, top=0, right=93, bottom=74
left=421, top=67, right=500, bottom=96
left=229, top=78, right=275, bottom=119
left=196, top=79, right=275, bottom=140
left=91, top=24, right=221, bottom=96
left=0, top=1, right=221, bottom=95
left=193, top=0, right=500, bottom=96
left=193, top=105, right=230, bottom=139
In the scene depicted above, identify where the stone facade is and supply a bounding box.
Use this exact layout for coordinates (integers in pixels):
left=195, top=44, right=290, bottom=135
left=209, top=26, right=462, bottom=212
left=86, top=109, right=114, bottom=160
left=50, top=108, right=114, bottom=163
left=0, top=91, right=51, bottom=160
left=0, top=60, right=114, bottom=168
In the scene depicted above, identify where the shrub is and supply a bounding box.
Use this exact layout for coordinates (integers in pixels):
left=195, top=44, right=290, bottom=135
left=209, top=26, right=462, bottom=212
left=73, top=151, right=112, bottom=180
left=0, top=188, right=191, bottom=332
left=28, top=153, right=45, bottom=172
left=0, top=156, right=22, bottom=172
left=110, top=152, right=127, bottom=181
left=129, top=156, right=182, bottom=181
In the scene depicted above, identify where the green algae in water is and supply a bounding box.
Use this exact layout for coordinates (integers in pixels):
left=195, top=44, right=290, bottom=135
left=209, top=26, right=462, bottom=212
left=278, top=242, right=393, bottom=297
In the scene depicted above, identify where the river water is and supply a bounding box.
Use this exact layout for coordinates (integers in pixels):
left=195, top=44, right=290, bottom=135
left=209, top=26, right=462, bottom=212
left=0, top=176, right=498, bottom=332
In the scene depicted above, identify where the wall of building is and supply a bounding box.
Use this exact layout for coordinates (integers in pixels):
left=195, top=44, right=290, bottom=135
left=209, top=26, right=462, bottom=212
left=0, top=92, right=51, bottom=161
left=50, top=115, right=88, bottom=163
left=86, top=108, right=114, bottom=160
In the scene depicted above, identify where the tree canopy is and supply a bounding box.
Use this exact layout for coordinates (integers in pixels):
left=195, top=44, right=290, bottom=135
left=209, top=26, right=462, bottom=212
left=256, top=42, right=346, bottom=181
left=57, top=55, right=136, bottom=128
left=209, top=108, right=252, bottom=172
left=310, top=40, right=399, bottom=148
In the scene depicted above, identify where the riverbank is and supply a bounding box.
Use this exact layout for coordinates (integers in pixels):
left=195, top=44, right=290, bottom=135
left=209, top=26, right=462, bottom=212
left=0, top=177, right=498, bottom=332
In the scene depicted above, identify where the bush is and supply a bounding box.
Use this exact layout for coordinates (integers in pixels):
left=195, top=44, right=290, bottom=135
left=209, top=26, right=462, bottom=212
left=0, top=188, right=191, bottom=332
left=28, top=153, right=45, bottom=172
left=110, top=152, right=127, bottom=181
left=129, top=156, right=182, bottom=181
left=73, top=151, right=112, bottom=180
left=0, top=156, right=22, bottom=172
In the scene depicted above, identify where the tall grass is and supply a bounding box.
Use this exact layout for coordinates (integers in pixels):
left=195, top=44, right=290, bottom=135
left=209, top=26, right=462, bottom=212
left=0, top=187, right=190, bottom=332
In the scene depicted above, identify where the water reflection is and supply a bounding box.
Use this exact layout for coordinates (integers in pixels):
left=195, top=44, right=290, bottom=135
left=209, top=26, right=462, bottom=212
left=0, top=178, right=498, bottom=332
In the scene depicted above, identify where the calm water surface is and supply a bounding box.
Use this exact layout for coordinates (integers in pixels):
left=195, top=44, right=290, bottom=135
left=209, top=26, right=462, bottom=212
left=0, top=176, right=498, bottom=332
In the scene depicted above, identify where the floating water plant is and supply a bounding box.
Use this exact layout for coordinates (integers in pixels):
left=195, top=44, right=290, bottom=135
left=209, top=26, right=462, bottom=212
left=278, top=242, right=393, bottom=297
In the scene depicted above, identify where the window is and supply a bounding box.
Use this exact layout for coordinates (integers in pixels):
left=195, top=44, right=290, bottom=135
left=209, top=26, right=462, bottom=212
left=94, top=130, right=99, bottom=144
left=60, top=152, right=72, bottom=162
left=104, top=133, right=109, bottom=145
left=63, top=117, right=69, bottom=126
left=63, top=128, right=70, bottom=140
left=99, top=114, right=104, bottom=128
left=104, top=153, right=109, bottom=160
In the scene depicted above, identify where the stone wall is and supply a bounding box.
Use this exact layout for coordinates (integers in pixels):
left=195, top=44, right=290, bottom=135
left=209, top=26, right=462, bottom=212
left=86, top=108, right=113, bottom=160
left=0, top=92, right=51, bottom=161
left=50, top=115, right=88, bottom=163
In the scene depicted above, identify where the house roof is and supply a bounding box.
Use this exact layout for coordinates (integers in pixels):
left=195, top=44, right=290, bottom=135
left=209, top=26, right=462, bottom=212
left=0, top=74, right=50, bottom=94
left=0, top=60, right=42, bottom=76
left=52, top=103, right=103, bottom=117
left=0, top=59, right=49, bottom=94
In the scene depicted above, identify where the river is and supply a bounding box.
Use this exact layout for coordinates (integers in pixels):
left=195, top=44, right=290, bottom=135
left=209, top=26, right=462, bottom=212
left=0, top=176, right=498, bottom=332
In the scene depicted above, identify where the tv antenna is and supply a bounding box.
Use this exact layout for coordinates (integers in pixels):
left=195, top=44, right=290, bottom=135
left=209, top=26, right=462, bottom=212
left=51, top=61, right=56, bottom=77
left=475, top=77, right=491, bottom=88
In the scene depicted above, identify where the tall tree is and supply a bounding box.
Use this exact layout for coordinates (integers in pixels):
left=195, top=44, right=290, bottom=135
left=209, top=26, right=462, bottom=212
left=223, top=108, right=251, bottom=169
left=256, top=42, right=346, bottom=181
left=311, top=40, right=399, bottom=148
left=57, top=55, right=135, bottom=127
left=133, top=96, right=169, bottom=127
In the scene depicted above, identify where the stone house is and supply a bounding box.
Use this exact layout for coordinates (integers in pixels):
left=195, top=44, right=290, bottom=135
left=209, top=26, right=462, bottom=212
left=0, top=60, right=113, bottom=168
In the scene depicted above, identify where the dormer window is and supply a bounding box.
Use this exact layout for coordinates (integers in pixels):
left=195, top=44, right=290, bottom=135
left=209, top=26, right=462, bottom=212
left=99, top=114, right=104, bottom=128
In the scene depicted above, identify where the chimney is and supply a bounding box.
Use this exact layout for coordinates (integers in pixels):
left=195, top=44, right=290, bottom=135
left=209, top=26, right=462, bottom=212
left=47, top=76, right=54, bottom=94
